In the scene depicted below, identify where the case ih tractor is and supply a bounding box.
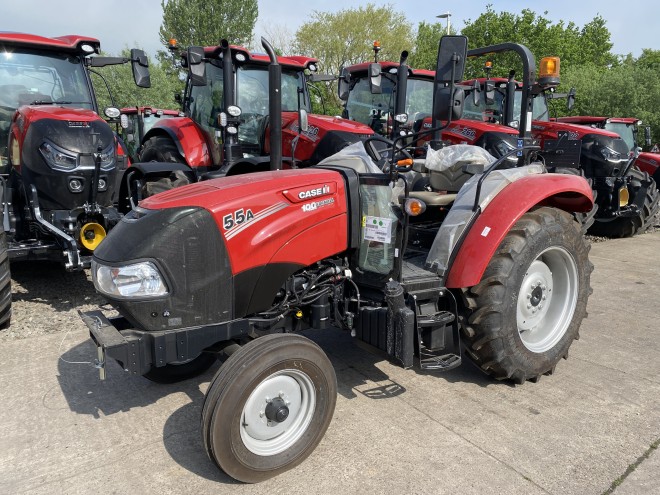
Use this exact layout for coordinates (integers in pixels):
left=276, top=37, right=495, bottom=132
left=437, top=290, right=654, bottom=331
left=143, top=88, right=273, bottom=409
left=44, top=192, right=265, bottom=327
left=116, top=40, right=374, bottom=210
left=339, top=43, right=522, bottom=167
left=80, top=36, right=595, bottom=483
left=346, top=42, right=659, bottom=238
left=0, top=32, right=150, bottom=327
left=556, top=116, right=660, bottom=185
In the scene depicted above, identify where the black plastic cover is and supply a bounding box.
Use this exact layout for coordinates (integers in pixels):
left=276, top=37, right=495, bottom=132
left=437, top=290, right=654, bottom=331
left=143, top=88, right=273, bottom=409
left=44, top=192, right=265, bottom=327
left=93, top=206, right=233, bottom=332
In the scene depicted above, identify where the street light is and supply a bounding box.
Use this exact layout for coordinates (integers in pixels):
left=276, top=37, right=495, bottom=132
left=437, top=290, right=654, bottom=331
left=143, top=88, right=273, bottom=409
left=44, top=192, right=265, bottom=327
left=436, top=12, right=452, bottom=35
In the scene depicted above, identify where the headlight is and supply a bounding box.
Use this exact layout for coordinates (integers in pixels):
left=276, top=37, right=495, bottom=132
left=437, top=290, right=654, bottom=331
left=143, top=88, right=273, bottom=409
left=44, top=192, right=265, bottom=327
left=598, top=146, right=621, bottom=162
left=97, top=143, right=115, bottom=170
left=39, top=140, right=77, bottom=170
left=93, top=260, right=169, bottom=298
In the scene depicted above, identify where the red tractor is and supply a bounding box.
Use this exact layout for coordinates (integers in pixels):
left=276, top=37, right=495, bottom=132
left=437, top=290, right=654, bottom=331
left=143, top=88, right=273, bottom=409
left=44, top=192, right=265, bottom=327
left=556, top=116, right=660, bottom=185
left=339, top=45, right=522, bottom=167
left=0, top=32, right=150, bottom=328
left=81, top=36, right=594, bottom=483
left=116, top=40, right=374, bottom=211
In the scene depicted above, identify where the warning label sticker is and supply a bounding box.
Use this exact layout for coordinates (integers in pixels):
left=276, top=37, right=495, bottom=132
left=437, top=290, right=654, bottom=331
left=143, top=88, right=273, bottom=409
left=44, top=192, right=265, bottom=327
left=363, top=216, right=393, bottom=243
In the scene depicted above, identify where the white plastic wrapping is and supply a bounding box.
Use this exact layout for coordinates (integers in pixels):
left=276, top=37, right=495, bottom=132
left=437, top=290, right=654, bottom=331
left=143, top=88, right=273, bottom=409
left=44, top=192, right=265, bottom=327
left=425, top=164, right=546, bottom=277
left=318, top=141, right=382, bottom=174
left=424, top=144, right=496, bottom=172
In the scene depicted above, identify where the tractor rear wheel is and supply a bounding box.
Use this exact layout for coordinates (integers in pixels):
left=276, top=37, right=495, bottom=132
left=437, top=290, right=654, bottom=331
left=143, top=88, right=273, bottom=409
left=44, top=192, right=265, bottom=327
left=144, top=352, right=217, bottom=384
left=462, top=207, right=592, bottom=384
left=0, top=231, right=12, bottom=329
left=202, top=333, right=337, bottom=483
left=138, top=136, right=192, bottom=196
left=588, top=167, right=660, bottom=238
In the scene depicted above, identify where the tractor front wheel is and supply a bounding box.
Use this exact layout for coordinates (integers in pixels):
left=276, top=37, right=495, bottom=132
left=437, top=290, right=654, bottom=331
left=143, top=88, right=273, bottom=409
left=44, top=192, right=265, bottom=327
left=138, top=136, right=192, bottom=197
left=462, top=207, right=592, bottom=384
left=202, top=333, right=337, bottom=483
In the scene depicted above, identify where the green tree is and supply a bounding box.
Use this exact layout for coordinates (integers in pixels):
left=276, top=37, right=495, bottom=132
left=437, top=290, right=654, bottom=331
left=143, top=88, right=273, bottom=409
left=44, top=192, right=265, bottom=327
left=410, top=21, right=452, bottom=70
left=294, top=3, right=413, bottom=114
left=446, top=6, right=616, bottom=79
left=159, top=0, right=258, bottom=49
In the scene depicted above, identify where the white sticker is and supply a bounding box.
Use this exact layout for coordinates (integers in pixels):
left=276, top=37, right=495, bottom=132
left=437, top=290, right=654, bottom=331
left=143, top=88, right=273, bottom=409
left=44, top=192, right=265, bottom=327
left=481, top=226, right=491, bottom=237
left=364, top=216, right=393, bottom=243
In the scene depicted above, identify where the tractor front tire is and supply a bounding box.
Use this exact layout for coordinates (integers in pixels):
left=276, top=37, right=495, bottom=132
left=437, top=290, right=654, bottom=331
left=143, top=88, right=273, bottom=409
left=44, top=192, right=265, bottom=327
left=589, top=167, right=660, bottom=238
left=202, top=333, right=337, bottom=483
left=462, top=207, right=592, bottom=384
left=138, top=136, right=192, bottom=197
left=144, top=352, right=217, bottom=384
left=0, top=231, right=11, bottom=329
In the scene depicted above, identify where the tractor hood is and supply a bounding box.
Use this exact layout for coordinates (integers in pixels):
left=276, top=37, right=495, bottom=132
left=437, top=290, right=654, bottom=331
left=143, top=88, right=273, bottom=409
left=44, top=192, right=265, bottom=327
left=93, top=168, right=350, bottom=330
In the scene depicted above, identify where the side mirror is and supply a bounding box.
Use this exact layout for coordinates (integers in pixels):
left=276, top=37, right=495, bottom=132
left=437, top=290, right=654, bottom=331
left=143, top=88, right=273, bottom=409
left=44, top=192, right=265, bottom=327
left=567, top=87, right=576, bottom=111
left=338, top=67, right=351, bottom=101
left=187, top=46, right=206, bottom=87
left=299, top=109, right=309, bottom=133
left=484, top=80, right=495, bottom=105
left=435, top=35, right=468, bottom=84
left=433, top=86, right=464, bottom=122
left=130, top=49, right=151, bottom=88
left=644, top=126, right=652, bottom=147
left=472, top=80, right=480, bottom=105
left=368, top=62, right=382, bottom=94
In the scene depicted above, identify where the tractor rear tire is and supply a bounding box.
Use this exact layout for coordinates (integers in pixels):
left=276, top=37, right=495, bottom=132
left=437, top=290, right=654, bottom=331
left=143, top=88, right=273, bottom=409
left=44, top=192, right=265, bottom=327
left=0, top=231, right=11, bottom=329
left=588, top=167, right=660, bottom=238
left=202, top=333, right=337, bottom=483
left=462, top=207, right=592, bottom=384
left=144, top=352, right=217, bottom=384
left=138, top=136, right=192, bottom=197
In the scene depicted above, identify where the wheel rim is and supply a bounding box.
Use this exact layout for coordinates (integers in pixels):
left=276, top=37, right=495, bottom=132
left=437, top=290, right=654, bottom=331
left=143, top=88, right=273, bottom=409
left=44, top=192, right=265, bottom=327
left=240, top=369, right=316, bottom=456
left=516, top=246, right=579, bottom=353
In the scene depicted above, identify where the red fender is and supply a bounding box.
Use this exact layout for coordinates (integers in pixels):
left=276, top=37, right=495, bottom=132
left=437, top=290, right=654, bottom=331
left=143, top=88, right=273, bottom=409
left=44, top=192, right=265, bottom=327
left=445, top=173, right=593, bottom=289
left=635, top=152, right=660, bottom=178
left=147, top=117, right=212, bottom=167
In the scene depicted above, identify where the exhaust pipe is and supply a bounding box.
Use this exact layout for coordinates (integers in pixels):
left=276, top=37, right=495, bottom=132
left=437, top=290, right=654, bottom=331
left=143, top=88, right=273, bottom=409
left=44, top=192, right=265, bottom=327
left=261, top=37, right=282, bottom=171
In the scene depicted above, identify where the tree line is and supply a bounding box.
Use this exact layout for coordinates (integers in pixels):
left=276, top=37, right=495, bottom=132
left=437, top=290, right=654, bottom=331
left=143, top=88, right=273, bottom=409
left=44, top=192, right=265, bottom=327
left=93, top=1, right=660, bottom=148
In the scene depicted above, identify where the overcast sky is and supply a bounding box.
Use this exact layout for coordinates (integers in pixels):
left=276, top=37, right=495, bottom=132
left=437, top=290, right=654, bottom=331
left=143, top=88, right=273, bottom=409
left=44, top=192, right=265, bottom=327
left=1, top=0, right=656, bottom=59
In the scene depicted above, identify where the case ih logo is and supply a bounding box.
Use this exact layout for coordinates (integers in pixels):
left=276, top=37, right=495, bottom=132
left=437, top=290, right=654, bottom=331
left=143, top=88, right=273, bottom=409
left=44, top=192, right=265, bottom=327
left=283, top=182, right=337, bottom=203
left=67, top=121, right=91, bottom=128
left=298, top=184, right=330, bottom=200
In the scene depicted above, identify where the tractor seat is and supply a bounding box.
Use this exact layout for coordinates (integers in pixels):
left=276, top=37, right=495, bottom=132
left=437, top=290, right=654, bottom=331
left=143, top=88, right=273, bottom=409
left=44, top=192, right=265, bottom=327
left=408, top=190, right=457, bottom=206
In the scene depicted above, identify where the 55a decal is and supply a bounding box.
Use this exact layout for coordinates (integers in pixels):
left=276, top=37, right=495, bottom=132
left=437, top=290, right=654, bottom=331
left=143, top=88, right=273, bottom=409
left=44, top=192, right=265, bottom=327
left=223, top=208, right=254, bottom=230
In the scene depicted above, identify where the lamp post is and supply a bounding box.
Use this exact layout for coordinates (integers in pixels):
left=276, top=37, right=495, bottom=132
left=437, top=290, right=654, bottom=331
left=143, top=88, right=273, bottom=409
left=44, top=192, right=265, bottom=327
left=436, top=12, right=451, bottom=35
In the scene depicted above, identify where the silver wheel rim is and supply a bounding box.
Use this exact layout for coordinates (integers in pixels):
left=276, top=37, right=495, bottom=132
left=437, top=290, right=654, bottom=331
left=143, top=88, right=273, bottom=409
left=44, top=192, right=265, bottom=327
left=240, top=369, right=316, bottom=456
left=516, top=246, right=578, bottom=353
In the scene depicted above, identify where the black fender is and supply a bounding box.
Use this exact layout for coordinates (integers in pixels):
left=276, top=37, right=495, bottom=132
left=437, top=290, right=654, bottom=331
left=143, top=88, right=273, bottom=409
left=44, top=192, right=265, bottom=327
left=202, top=156, right=274, bottom=180
left=117, top=162, right=197, bottom=213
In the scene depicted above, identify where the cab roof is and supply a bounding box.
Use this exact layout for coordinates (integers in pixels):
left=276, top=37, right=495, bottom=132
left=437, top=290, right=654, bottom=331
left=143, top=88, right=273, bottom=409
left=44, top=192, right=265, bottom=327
left=186, top=44, right=318, bottom=70
left=346, top=61, right=435, bottom=79
left=0, top=32, right=101, bottom=53
left=556, top=116, right=640, bottom=126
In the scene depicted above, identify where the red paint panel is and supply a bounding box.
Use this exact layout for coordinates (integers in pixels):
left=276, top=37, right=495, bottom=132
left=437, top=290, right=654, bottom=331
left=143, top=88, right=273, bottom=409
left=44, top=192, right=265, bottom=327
left=151, top=118, right=211, bottom=167
left=445, top=173, right=593, bottom=289
left=634, top=152, right=660, bottom=177
left=141, top=168, right=349, bottom=274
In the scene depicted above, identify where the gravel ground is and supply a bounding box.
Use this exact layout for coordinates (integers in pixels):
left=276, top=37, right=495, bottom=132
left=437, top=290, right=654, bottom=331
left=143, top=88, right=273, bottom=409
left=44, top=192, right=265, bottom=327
left=1, top=212, right=659, bottom=342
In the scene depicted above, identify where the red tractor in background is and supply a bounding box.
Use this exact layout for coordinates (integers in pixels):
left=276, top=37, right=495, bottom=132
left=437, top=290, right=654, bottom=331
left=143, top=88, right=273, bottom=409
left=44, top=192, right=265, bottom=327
left=0, top=32, right=150, bottom=328
left=116, top=40, right=374, bottom=211
left=81, top=36, right=594, bottom=483
left=556, top=115, right=660, bottom=185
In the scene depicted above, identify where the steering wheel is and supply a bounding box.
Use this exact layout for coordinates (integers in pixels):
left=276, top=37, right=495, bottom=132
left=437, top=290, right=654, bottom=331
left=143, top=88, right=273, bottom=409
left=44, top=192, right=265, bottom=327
left=363, top=134, right=413, bottom=171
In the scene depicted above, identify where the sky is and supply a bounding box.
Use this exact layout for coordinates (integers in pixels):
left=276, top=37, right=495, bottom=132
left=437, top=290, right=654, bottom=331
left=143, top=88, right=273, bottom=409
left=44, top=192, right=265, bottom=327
left=1, top=0, right=657, bottom=59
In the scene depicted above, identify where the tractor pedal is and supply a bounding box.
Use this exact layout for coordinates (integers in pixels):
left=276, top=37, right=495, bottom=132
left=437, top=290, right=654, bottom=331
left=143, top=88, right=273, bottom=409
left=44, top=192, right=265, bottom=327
left=417, top=311, right=455, bottom=327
